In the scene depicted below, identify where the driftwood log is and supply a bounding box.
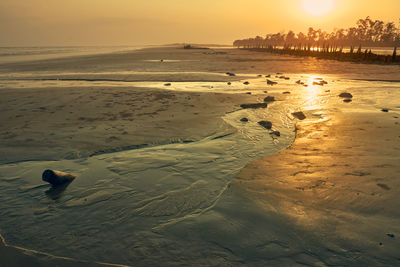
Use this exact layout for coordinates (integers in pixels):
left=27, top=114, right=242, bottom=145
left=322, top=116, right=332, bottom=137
left=42, top=169, right=76, bottom=186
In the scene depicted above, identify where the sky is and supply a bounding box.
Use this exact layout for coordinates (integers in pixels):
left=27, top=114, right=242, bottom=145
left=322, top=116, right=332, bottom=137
left=0, top=0, right=399, bottom=46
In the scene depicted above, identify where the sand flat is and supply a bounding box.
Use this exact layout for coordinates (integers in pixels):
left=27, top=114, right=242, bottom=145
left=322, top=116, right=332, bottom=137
left=0, top=46, right=400, bottom=266
left=0, top=86, right=257, bottom=163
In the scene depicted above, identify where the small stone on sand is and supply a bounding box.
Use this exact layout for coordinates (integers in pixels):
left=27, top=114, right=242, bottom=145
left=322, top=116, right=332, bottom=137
left=258, top=121, right=272, bottom=130
left=240, top=103, right=268, bottom=109
left=292, top=111, right=306, bottom=120
left=240, top=118, right=249, bottom=122
left=339, top=92, right=353, bottom=98
left=270, top=131, right=281, bottom=137
left=264, top=96, right=275, bottom=102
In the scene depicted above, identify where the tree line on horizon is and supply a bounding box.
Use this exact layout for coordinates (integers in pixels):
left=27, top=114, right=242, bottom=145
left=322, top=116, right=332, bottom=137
left=233, top=17, right=400, bottom=49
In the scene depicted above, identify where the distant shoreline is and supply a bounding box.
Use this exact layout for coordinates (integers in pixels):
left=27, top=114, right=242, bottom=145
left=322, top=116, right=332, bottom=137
left=241, top=47, right=399, bottom=65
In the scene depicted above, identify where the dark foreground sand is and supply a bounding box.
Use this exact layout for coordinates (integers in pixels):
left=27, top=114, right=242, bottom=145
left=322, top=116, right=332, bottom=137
left=0, top=233, right=127, bottom=267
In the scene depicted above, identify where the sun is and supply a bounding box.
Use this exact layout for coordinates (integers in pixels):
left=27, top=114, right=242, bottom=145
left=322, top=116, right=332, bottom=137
left=302, top=0, right=334, bottom=16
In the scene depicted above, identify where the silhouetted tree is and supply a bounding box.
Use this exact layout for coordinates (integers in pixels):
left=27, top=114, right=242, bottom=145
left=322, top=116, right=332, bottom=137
left=233, top=17, right=400, bottom=49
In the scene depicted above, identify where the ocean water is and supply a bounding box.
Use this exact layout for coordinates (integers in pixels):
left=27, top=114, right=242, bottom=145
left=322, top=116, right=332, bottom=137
left=0, top=46, right=141, bottom=64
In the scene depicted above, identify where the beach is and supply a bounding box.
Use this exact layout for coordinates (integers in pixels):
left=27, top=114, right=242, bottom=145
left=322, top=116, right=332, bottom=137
left=0, top=46, right=399, bottom=266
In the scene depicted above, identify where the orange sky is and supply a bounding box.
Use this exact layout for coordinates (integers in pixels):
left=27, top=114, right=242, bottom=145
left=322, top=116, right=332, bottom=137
left=0, top=0, right=399, bottom=46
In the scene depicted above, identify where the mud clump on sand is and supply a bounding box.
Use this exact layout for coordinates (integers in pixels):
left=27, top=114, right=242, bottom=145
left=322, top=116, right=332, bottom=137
left=292, top=111, right=306, bottom=120
left=339, top=92, right=353, bottom=98
left=258, top=121, right=272, bottom=130
left=263, top=96, right=275, bottom=103
left=240, top=103, right=268, bottom=109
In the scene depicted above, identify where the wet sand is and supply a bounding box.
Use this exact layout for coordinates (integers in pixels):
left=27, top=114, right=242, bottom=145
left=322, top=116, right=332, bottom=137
left=0, top=233, right=127, bottom=267
left=0, top=46, right=400, bottom=266
left=156, top=77, right=400, bottom=265
left=230, top=110, right=400, bottom=265
left=0, top=86, right=256, bottom=164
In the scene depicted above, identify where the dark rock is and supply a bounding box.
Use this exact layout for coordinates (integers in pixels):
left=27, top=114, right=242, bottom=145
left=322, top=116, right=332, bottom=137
left=296, top=80, right=302, bottom=84
left=282, top=91, right=291, bottom=94
left=42, top=169, right=76, bottom=186
left=292, top=111, right=306, bottom=120
left=240, top=118, right=249, bottom=122
left=387, top=233, right=395, bottom=238
left=381, top=108, right=389, bottom=112
left=339, top=92, right=353, bottom=98
left=258, top=121, right=272, bottom=130
left=240, top=103, right=268, bottom=109
left=227, top=82, right=231, bottom=85
left=226, top=72, right=236, bottom=76
left=246, top=92, right=252, bottom=95
left=270, top=131, right=281, bottom=137
left=343, top=99, right=352, bottom=103
left=266, top=79, right=277, bottom=85
left=243, top=81, right=250, bottom=85
left=258, top=74, right=262, bottom=77
left=263, top=96, right=275, bottom=102
left=265, top=75, right=271, bottom=78
left=160, top=59, right=164, bottom=62
left=164, top=83, right=171, bottom=86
